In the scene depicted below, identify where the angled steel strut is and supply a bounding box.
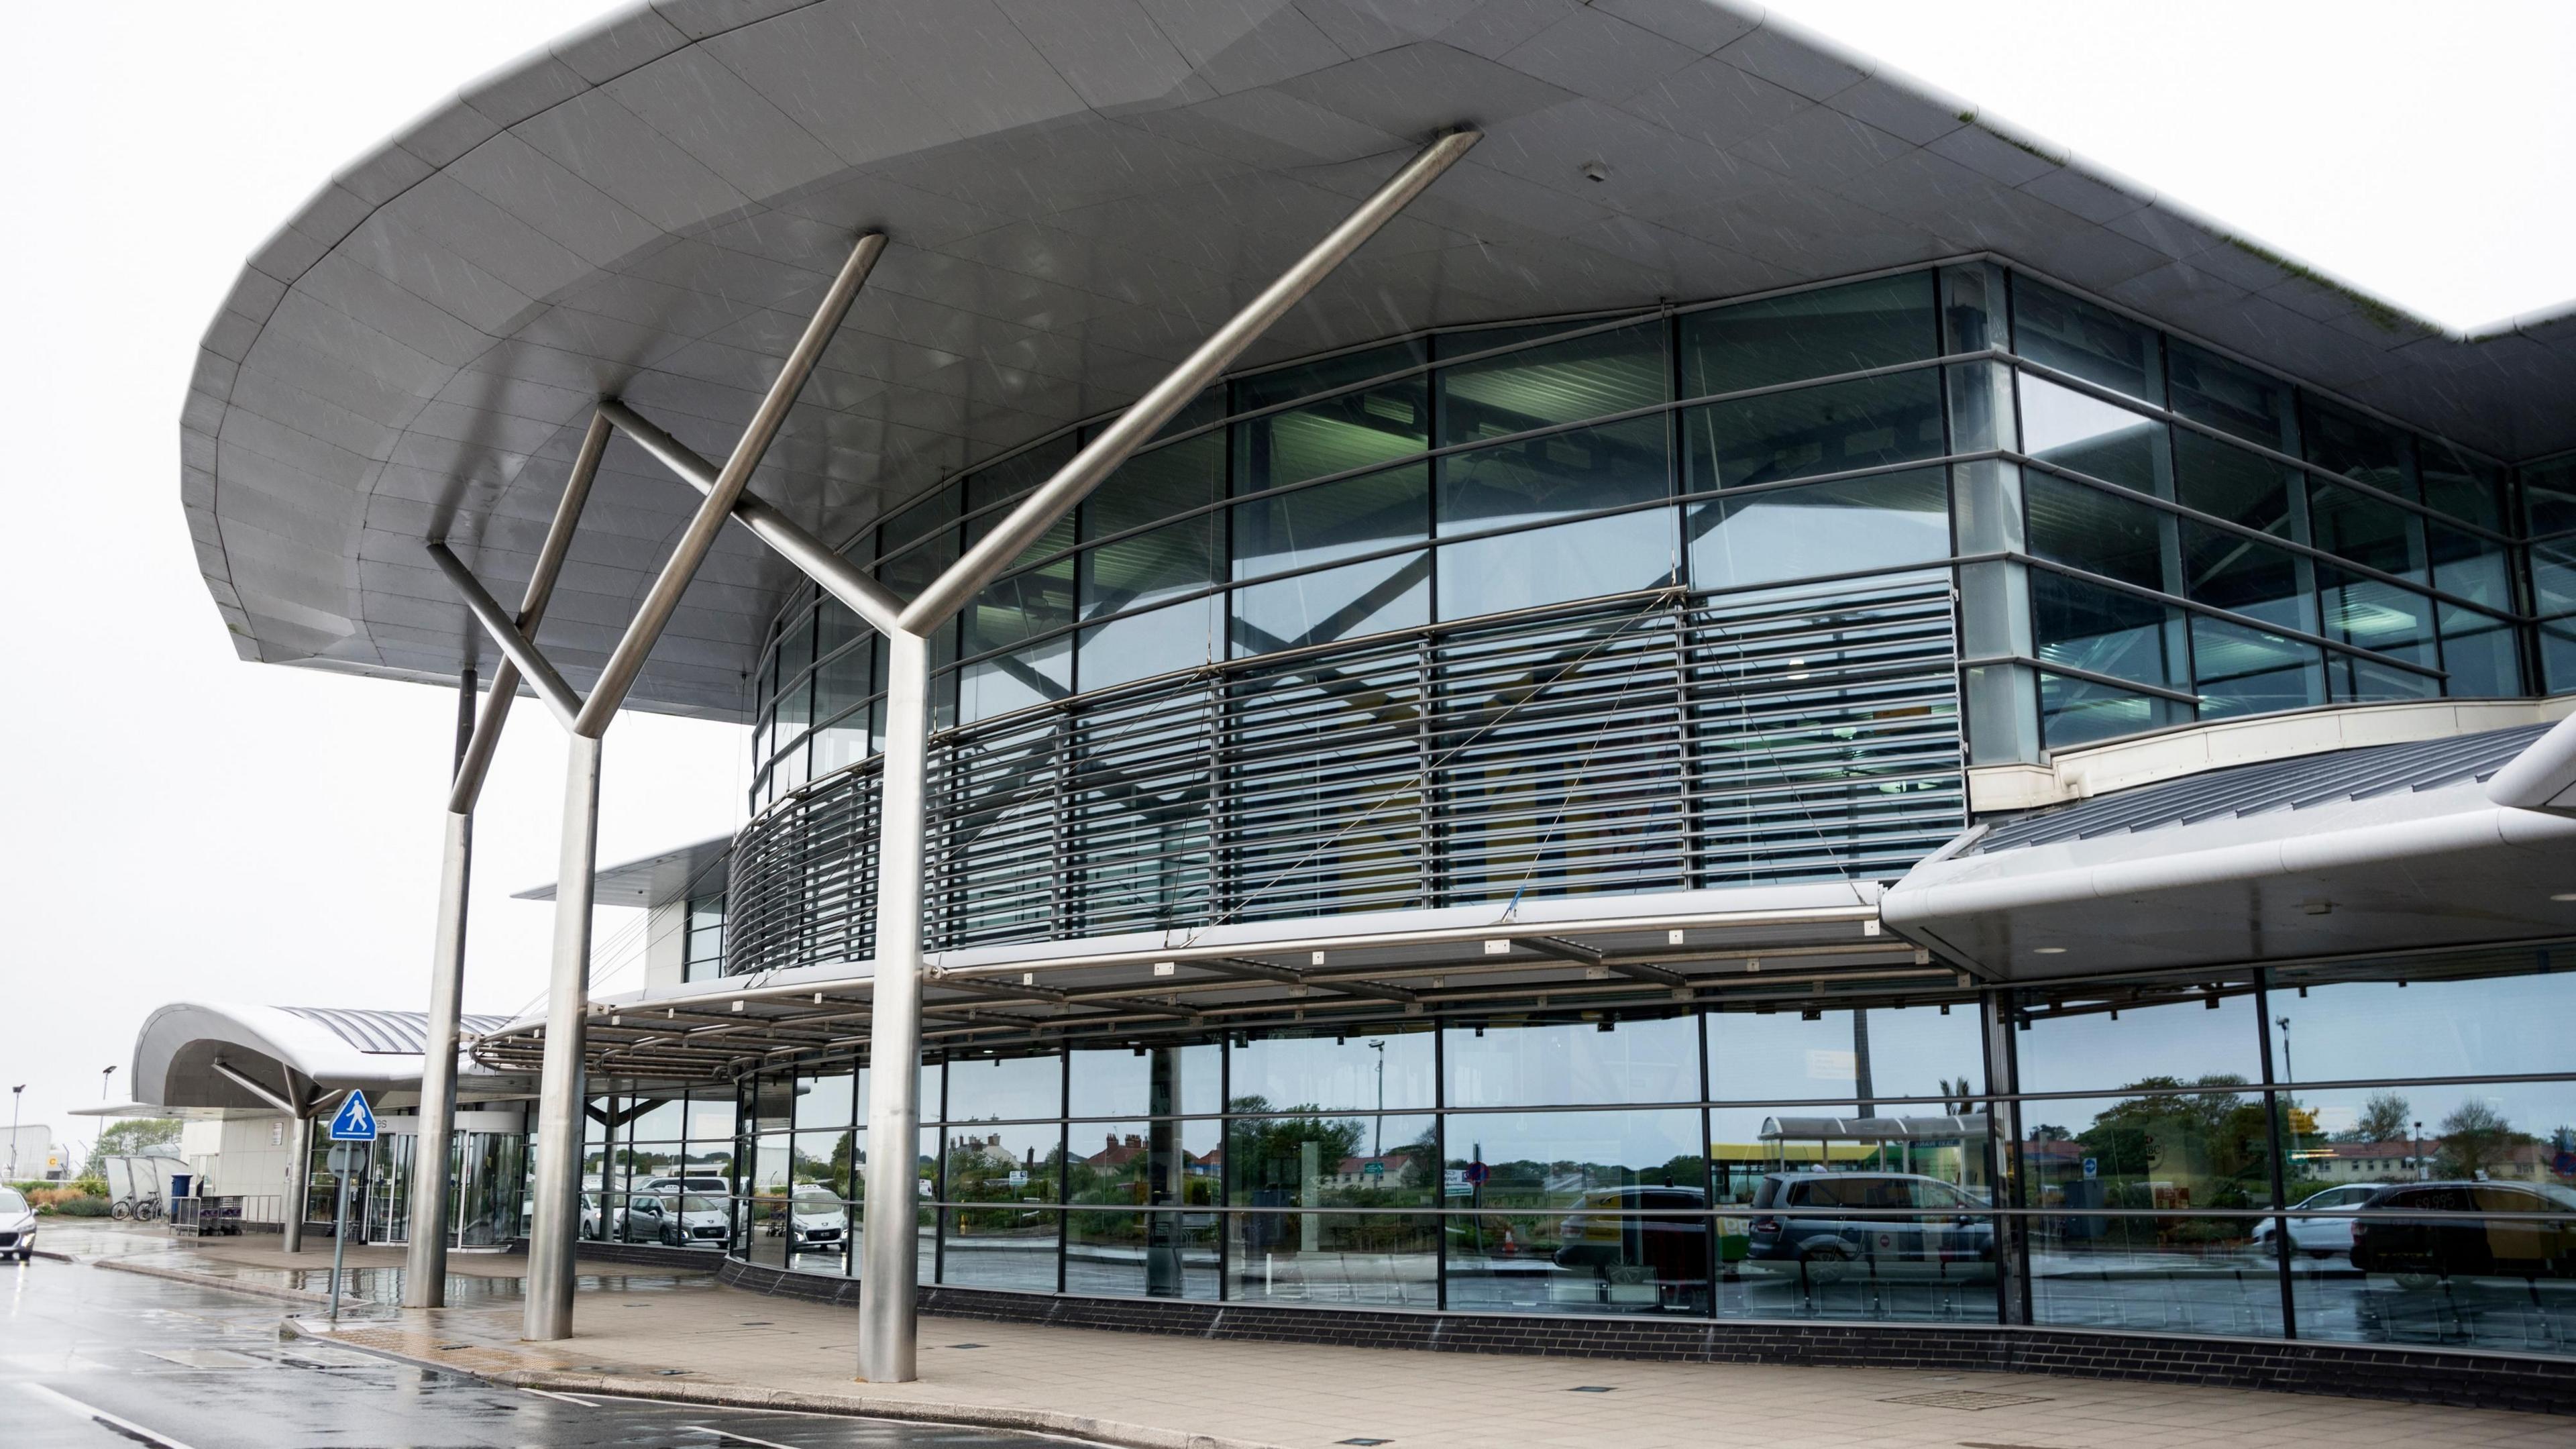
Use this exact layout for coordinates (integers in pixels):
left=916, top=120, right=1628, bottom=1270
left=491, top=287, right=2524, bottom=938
left=417, top=231, right=885, bottom=1338
left=594, top=131, right=1479, bottom=1382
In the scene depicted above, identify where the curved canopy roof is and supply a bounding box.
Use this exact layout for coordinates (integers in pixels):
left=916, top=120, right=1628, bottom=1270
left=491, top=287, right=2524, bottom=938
left=185, top=0, right=2576, bottom=721
left=131, top=1003, right=517, bottom=1111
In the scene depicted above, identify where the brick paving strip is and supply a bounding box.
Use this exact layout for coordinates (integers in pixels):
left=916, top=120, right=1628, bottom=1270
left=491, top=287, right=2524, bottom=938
left=32, top=1227, right=2571, bottom=1449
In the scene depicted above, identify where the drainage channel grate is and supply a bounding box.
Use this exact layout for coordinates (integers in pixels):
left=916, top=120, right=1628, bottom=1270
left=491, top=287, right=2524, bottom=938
left=1877, top=1389, right=2053, bottom=1411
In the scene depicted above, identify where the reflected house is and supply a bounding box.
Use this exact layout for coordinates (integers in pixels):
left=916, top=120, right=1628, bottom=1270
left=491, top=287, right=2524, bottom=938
left=169, top=0, right=2576, bottom=1397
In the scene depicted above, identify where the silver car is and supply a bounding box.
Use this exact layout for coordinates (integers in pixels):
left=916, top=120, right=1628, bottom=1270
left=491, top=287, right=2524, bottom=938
left=0, top=1187, right=36, bottom=1262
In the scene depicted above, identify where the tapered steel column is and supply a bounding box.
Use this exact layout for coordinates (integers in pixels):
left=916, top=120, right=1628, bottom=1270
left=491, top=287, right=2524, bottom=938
left=412, top=414, right=610, bottom=1305
left=855, top=131, right=1478, bottom=1383
left=857, top=629, right=930, bottom=1382
left=402, top=672, right=478, bottom=1305
left=282, top=1108, right=313, bottom=1252
left=521, top=233, right=883, bottom=1342
left=524, top=731, right=602, bottom=1342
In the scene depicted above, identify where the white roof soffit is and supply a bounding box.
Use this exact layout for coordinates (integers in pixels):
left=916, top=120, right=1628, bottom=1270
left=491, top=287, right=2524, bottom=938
left=131, top=1003, right=515, bottom=1112
left=185, top=0, right=2576, bottom=722
left=514, top=833, right=733, bottom=906
left=471, top=881, right=1952, bottom=1079
left=1884, top=735, right=2576, bottom=979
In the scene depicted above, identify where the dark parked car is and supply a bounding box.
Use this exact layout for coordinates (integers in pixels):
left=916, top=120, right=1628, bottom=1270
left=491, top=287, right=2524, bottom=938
left=1743, top=1171, right=1994, bottom=1283
left=1554, top=1185, right=1709, bottom=1271
left=2348, top=1181, right=2576, bottom=1284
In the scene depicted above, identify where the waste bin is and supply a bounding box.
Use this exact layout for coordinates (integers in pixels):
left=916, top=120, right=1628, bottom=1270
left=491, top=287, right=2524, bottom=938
left=169, top=1173, right=194, bottom=1200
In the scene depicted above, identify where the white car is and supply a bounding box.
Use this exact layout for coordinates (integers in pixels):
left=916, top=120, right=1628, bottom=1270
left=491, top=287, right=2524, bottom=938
left=787, top=1187, right=845, bottom=1251
left=2253, top=1184, right=2379, bottom=1256
left=641, top=1193, right=732, bottom=1248
left=0, top=1187, right=35, bottom=1262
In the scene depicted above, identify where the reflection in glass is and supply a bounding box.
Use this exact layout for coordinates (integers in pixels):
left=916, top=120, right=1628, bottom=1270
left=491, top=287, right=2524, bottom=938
left=1229, top=1111, right=1438, bottom=1307
left=2017, top=988, right=2261, bottom=1093
left=1435, top=418, right=1674, bottom=616
left=947, top=1053, right=1064, bottom=1124
left=1732, top=1162, right=1997, bottom=1322
left=2168, top=341, right=2290, bottom=450
left=1231, top=551, right=1428, bottom=657
left=1235, top=364, right=1427, bottom=494
left=2026, top=472, right=2167, bottom=590
left=2190, top=617, right=2324, bottom=718
left=1233, top=463, right=1428, bottom=579
left=1226, top=1211, right=1438, bottom=1307
left=2028, top=1214, right=2284, bottom=1336
left=1709, top=1004, right=1984, bottom=1104
left=1440, top=320, right=1666, bottom=441
left=1684, top=372, right=1945, bottom=491
left=1230, top=1030, right=1436, bottom=1113
left=1066, top=1119, right=1220, bottom=1299
left=2012, top=276, right=2163, bottom=405
left=2311, top=1182, right=2576, bottom=1349
left=1688, top=470, right=1948, bottom=592
left=2018, top=376, right=2169, bottom=496
left=1443, top=1110, right=1706, bottom=1316
left=1068, top=1043, right=1222, bottom=1120
left=1446, top=1016, right=1698, bottom=1108
left=1680, top=272, right=1936, bottom=397
left=941, top=1120, right=1063, bottom=1291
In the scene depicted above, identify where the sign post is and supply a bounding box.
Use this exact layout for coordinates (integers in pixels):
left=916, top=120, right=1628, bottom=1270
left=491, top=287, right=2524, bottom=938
left=325, top=1092, right=378, bottom=1323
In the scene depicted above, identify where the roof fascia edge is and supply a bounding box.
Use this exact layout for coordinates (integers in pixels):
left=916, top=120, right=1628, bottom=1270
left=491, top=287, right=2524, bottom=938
left=1882, top=804, right=2576, bottom=926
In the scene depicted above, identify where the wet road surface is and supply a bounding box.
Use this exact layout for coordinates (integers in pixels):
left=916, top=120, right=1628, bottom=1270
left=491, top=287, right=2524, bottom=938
left=1, top=1254, right=1058, bottom=1449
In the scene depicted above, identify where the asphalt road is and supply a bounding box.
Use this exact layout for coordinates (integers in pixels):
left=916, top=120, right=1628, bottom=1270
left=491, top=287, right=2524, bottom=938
left=0, top=1254, right=1053, bottom=1449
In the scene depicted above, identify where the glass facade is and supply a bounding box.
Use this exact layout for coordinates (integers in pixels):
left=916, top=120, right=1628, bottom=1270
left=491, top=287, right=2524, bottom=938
left=673, top=260, right=2576, bottom=1358
left=727, top=262, right=2562, bottom=974
left=696, top=945, right=2571, bottom=1351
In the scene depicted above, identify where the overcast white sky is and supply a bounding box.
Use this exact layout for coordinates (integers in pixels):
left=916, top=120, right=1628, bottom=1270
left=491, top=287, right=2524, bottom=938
left=1, top=0, right=2568, bottom=1164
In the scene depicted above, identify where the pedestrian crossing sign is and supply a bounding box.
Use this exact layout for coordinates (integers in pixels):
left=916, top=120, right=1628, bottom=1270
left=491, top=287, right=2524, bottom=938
left=328, top=1091, right=378, bottom=1142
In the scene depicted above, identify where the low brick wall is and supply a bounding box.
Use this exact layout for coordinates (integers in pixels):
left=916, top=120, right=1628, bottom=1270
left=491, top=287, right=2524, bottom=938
left=715, top=1258, right=2576, bottom=1415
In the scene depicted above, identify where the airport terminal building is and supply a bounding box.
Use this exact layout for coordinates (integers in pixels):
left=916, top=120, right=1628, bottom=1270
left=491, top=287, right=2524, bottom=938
left=176, top=0, right=2576, bottom=1397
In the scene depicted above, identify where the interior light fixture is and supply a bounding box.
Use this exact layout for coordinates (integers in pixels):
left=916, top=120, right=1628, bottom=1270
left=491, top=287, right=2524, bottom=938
left=2553, top=892, right=2576, bottom=902
left=2033, top=947, right=2068, bottom=955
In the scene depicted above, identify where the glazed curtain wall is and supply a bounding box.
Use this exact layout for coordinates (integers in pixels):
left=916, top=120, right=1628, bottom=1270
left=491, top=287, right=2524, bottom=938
left=727, top=262, right=2561, bottom=974
left=747, top=260, right=2551, bottom=802
left=665, top=945, right=2573, bottom=1352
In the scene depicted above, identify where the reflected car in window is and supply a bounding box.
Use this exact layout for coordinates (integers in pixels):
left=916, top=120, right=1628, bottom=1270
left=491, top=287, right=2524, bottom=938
left=787, top=1186, right=846, bottom=1250
left=2348, top=1181, right=2576, bottom=1283
left=2251, top=1184, right=2379, bottom=1257
left=1743, top=1172, right=1994, bottom=1282
left=1554, top=1186, right=1708, bottom=1271
left=642, top=1193, right=731, bottom=1247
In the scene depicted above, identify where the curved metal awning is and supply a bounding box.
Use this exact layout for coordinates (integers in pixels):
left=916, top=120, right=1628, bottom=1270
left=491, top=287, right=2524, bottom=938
left=186, top=0, right=2576, bottom=721
left=131, top=1002, right=524, bottom=1112
left=470, top=880, right=1955, bottom=1083
left=1884, top=723, right=2576, bottom=977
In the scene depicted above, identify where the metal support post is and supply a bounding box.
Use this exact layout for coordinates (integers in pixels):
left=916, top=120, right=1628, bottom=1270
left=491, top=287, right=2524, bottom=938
left=853, top=129, right=1477, bottom=1383
left=516, top=232, right=884, bottom=1343
left=402, top=670, right=477, bottom=1306
left=329, top=1156, right=351, bottom=1322
left=410, top=413, right=609, bottom=1305
left=857, top=629, right=930, bottom=1382
left=282, top=1107, right=313, bottom=1252
left=523, top=732, right=602, bottom=1342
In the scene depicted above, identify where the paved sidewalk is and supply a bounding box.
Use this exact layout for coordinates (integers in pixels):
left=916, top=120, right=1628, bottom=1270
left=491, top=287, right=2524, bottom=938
left=35, top=1224, right=2570, bottom=1449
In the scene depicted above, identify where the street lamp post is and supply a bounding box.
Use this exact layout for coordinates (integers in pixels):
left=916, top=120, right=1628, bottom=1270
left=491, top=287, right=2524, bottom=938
left=8, top=1085, right=22, bottom=1180
left=2276, top=1016, right=2294, bottom=1085
left=2413, top=1120, right=2426, bottom=1180
left=1367, top=1041, right=1386, bottom=1157
left=100, top=1066, right=115, bottom=1102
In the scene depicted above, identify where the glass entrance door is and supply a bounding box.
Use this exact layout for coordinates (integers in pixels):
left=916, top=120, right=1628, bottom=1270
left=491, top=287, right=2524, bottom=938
left=362, top=1136, right=414, bottom=1244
